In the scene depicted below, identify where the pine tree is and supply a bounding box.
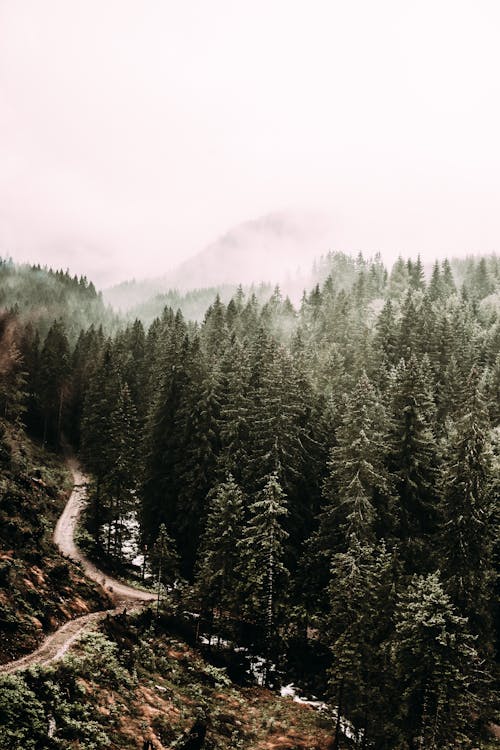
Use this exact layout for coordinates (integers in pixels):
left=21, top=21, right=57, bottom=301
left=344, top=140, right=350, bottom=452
left=151, top=522, right=180, bottom=613
left=321, top=372, right=391, bottom=547
left=141, top=336, right=191, bottom=563
left=428, top=261, right=444, bottom=302
left=388, top=256, right=409, bottom=299
left=245, top=333, right=307, bottom=516
left=80, top=343, right=121, bottom=543
left=387, top=355, right=439, bottom=571
left=374, top=298, right=399, bottom=371
left=175, top=340, right=221, bottom=571
left=105, top=382, right=139, bottom=560
left=439, top=370, right=496, bottom=645
left=0, top=337, right=28, bottom=424
left=195, top=475, right=245, bottom=628
left=441, top=259, right=456, bottom=296
left=217, top=338, right=252, bottom=484
left=474, top=257, right=494, bottom=299
left=237, top=473, right=289, bottom=681
left=393, top=572, right=483, bottom=749
left=409, top=255, right=425, bottom=291
left=327, top=540, right=397, bottom=749
left=38, top=320, right=70, bottom=445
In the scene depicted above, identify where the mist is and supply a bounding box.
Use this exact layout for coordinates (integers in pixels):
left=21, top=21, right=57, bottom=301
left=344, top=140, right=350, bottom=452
left=1, top=1, right=500, bottom=286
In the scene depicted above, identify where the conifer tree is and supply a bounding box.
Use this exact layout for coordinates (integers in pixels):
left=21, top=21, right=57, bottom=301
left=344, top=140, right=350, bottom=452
left=388, top=256, right=409, bottom=298
left=0, top=338, right=27, bottom=424
left=217, top=338, right=252, bottom=484
left=409, top=255, right=425, bottom=291
left=80, top=343, right=121, bottom=542
left=327, top=540, right=397, bottom=749
left=428, top=261, right=444, bottom=302
left=141, top=336, right=191, bottom=561
left=38, top=320, right=70, bottom=445
left=439, top=370, right=496, bottom=644
left=151, top=522, right=180, bottom=613
left=374, top=298, right=398, bottom=371
left=195, top=475, right=245, bottom=627
left=105, top=383, right=139, bottom=559
left=387, top=354, right=439, bottom=571
left=441, top=259, right=456, bottom=296
left=321, top=372, right=391, bottom=547
left=237, top=473, right=289, bottom=680
left=175, top=341, right=221, bottom=570
left=393, top=572, right=483, bottom=749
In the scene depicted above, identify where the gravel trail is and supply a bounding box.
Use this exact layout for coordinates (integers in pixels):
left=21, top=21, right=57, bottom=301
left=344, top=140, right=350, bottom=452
left=0, top=458, right=154, bottom=675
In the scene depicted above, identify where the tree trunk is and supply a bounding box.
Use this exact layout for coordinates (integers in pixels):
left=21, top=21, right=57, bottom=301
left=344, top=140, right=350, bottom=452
left=333, top=678, right=345, bottom=750
left=57, top=387, right=64, bottom=447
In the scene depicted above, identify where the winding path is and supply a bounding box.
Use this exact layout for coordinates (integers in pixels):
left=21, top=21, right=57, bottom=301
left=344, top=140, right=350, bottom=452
left=0, top=458, right=155, bottom=675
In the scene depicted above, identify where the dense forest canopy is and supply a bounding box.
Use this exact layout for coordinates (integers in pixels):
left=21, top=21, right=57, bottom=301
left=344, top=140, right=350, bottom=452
left=0, top=250, right=499, bottom=748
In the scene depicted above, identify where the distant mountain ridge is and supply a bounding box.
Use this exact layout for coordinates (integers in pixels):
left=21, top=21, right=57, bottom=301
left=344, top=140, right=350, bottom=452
left=104, top=211, right=334, bottom=311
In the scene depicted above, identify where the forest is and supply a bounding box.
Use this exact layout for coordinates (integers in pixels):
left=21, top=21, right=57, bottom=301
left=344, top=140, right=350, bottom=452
left=0, top=251, right=499, bottom=749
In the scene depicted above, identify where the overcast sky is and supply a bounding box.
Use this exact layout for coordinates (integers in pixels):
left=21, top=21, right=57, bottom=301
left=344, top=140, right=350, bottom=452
left=1, top=0, right=500, bottom=285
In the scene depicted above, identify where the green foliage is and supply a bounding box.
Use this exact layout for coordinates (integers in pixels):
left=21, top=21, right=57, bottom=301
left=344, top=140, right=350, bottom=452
left=393, top=572, right=484, bottom=749
left=0, top=674, right=46, bottom=750
left=195, top=475, right=245, bottom=616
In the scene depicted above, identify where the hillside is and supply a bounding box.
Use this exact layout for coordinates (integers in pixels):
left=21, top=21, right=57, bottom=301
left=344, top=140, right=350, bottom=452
left=104, top=211, right=333, bottom=312
left=0, top=258, right=117, bottom=342
left=0, top=611, right=336, bottom=750
left=0, top=421, right=107, bottom=663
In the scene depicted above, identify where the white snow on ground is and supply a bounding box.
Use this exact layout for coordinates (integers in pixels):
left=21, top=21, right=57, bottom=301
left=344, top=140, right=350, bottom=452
left=120, top=513, right=142, bottom=566
left=200, top=635, right=233, bottom=648
left=280, top=683, right=357, bottom=741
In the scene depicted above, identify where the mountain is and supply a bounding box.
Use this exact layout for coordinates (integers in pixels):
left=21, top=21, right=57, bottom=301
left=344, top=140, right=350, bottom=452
left=104, top=211, right=334, bottom=311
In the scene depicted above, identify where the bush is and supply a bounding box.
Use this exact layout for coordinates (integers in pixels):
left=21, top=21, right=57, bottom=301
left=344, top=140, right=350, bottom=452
left=0, top=674, right=46, bottom=750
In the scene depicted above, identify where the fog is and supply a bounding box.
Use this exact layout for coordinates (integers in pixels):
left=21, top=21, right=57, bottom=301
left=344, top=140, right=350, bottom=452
left=1, top=1, right=500, bottom=287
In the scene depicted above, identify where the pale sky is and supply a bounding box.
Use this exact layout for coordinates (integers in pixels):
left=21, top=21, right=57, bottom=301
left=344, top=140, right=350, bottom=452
left=1, top=0, right=500, bottom=285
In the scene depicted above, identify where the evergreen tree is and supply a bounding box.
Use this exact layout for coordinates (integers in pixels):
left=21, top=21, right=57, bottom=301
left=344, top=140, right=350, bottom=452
left=105, top=382, right=139, bottom=560
left=217, top=338, right=252, bottom=484
left=0, top=336, right=27, bottom=424
left=428, top=260, right=444, bottom=302
left=387, top=355, right=439, bottom=571
left=374, top=298, right=398, bottom=371
left=38, top=320, right=70, bottom=445
left=409, top=255, right=425, bottom=291
left=393, top=572, right=483, bottom=749
left=441, top=259, right=456, bottom=296
left=80, top=343, right=121, bottom=542
left=327, top=540, right=397, bottom=749
left=321, top=372, right=391, bottom=547
left=439, top=370, right=496, bottom=644
left=141, top=336, right=191, bottom=563
left=388, top=256, right=409, bottom=299
left=237, top=473, right=289, bottom=681
left=195, top=475, right=245, bottom=627
left=151, top=522, right=180, bottom=612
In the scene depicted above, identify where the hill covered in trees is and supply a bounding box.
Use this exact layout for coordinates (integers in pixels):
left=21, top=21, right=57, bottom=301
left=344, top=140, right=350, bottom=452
left=0, top=251, right=499, bottom=748
left=0, top=257, right=117, bottom=342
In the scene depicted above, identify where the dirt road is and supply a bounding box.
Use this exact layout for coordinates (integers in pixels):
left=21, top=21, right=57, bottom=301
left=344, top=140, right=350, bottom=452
left=0, top=458, right=155, bottom=675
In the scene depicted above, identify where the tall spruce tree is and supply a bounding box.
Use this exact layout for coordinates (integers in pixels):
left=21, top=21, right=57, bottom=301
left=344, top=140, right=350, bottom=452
left=439, top=370, right=496, bottom=645
left=237, top=473, right=289, bottom=681
left=321, top=372, right=392, bottom=547
left=387, top=354, right=439, bottom=571
left=38, top=320, right=70, bottom=445
left=195, top=475, right=245, bottom=628
left=393, top=572, right=483, bottom=749
left=327, top=540, right=397, bottom=750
